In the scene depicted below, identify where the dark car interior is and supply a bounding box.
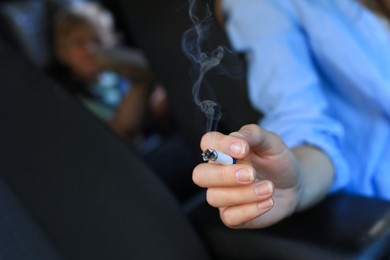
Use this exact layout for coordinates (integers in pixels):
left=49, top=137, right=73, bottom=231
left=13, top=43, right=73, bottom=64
left=0, top=0, right=390, bottom=259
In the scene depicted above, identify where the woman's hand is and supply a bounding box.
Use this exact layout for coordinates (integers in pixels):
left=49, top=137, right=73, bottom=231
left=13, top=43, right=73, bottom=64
left=193, top=124, right=302, bottom=228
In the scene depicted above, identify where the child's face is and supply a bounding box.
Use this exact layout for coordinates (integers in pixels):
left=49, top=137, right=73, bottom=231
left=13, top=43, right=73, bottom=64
left=57, top=22, right=102, bottom=82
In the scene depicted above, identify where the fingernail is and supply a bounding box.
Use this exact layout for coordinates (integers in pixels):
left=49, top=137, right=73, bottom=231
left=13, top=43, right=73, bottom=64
left=230, top=142, right=245, bottom=156
left=235, top=168, right=255, bottom=183
left=230, top=130, right=249, bottom=138
left=254, top=181, right=273, bottom=196
left=257, top=198, right=274, bottom=210
left=238, top=130, right=250, bottom=137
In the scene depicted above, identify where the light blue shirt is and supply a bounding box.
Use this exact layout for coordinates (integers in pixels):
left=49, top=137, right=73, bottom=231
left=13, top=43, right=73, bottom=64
left=222, top=0, right=390, bottom=199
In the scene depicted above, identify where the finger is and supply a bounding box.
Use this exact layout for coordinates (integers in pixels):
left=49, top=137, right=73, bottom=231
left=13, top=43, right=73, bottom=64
left=200, top=132, right=249, bottom=159
left=193, top=164, right=256, bottom=188
left=231, top=124, right=298, bottom=185
left=206, top=180, right=273, bottom=208
left=219, top=198, right=274, bottom=228
left=230, top=124, right=287, bottom=156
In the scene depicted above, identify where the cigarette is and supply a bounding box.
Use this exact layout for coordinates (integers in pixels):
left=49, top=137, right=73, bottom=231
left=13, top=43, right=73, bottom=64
left=202, top=148, right=236, bottom=165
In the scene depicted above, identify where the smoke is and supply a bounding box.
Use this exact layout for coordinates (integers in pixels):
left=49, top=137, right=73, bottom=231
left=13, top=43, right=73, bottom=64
left=181, top=0, right=225, bottom=132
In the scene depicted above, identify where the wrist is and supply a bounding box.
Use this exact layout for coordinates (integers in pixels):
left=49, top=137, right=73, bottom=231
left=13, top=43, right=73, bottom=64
left=292, top=146, right=335, bottom=212
left=289, top=156, right=305, bottom=214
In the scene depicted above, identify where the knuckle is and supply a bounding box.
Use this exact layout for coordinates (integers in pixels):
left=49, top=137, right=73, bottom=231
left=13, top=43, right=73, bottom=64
left=200, top=132, right=218, bottom=150
left=247, top=123, right=259, bottom=130
left=200, top=134, right=208, bottom=149
left=192, top=165, right=202, bottom=184
left=206, top=189, right=219, bottom=207
left=242, top=124, right=260, bottom=135
left=192, top=164, right=207, bottom=187
left=220, top=208, right=243, bottom=228
left=269, top=131, right=283, bottom=145
left=220, top=166, right=231, bottom=180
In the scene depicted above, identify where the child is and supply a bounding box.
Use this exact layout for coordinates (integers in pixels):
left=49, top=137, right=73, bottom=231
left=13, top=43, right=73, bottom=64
left=51, top=2, right=199, bottom=201
left=52, top=1, right=160, bottom=139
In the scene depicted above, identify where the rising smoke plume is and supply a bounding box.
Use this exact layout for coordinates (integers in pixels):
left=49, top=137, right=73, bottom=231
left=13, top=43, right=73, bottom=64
left=182, top=0, right=225, bottom=132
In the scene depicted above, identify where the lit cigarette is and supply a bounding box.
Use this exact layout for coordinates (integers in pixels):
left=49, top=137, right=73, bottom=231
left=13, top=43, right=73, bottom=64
left=202, top=148, right=236, bottom=165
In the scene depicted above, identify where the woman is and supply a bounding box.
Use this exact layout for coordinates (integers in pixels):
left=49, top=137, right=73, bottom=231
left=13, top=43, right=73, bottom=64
left=193, top=0, right=390, bottom=228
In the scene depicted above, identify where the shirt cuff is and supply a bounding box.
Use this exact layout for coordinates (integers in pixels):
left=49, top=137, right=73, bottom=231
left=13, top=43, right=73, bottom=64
left=285, top=131, right=350, bottom=193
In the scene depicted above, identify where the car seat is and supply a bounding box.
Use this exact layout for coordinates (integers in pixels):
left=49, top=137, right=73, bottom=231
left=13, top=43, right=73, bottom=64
left=0, top=37, right=210, bottom=259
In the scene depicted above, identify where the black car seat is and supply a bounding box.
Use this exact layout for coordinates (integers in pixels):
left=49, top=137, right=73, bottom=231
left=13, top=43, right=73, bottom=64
left=0, top=0, right=87, bottom=70
left=0, top=177, right=63, bottom=259
left=0, top=0, right=204, bottom=203
left=0, top=38, right=210, bottom=259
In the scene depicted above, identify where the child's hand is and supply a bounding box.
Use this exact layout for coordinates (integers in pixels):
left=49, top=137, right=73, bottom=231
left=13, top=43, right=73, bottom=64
left=193, top=124, right=302, bottom=228
left=95, top=47, right=149, bottom=69
left=95, top=47, right=154, bottom=85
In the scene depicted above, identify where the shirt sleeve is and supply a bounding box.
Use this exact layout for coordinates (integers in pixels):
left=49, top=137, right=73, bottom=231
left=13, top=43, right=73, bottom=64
left=222, top=0, right=350, bottom=192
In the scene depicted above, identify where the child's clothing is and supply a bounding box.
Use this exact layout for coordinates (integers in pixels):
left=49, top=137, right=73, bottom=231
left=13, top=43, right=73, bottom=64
left=80, top=71, right=130, bottom=120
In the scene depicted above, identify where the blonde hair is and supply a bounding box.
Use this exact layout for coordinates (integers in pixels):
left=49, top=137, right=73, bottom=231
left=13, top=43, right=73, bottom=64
left=54, top=2, right=118, bottom=49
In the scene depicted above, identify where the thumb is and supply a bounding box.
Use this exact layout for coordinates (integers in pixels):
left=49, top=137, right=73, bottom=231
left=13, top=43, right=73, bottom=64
left=230, top=124, right=287, bottom=158
left=230, top=124, right=299, bottom=188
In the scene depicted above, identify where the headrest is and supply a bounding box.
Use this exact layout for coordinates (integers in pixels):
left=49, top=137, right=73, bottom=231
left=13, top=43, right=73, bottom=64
left=0, top=1, right=50, bottom=68
left=0, top=0, right=86, bottom=69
